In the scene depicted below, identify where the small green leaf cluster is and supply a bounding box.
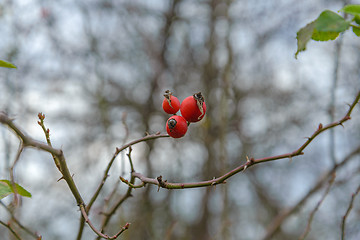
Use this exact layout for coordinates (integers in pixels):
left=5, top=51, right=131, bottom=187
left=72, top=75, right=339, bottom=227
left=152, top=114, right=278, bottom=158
left=295, top=5, right=360, bottom=58
left=0, top=180, right=32, bottom=200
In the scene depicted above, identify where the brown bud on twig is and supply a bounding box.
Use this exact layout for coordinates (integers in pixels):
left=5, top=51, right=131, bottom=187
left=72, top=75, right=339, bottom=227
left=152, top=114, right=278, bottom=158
left=38, top=112, right=45, bottom=121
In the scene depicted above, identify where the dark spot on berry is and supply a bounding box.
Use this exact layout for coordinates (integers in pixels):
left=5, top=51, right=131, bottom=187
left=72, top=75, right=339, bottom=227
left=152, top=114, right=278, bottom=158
left=168, top=118, right=177, bottom=129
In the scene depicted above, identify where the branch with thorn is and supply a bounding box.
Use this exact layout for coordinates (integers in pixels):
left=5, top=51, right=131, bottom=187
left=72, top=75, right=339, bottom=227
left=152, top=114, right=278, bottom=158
left=0, top=112, right=130, bottom=239
left=341, top=184, right=360, bottom=240
left=120, top=91, right=360, bottom=190
left=0, top=91, right=359, bottom=239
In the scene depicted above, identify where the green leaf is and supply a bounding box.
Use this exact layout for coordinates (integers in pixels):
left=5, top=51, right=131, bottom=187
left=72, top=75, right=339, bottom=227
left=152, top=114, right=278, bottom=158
left=340, top=4, right=360, bottom=17
left=0, top=180, right=32, bottom=199
left=0, top=60, right=17, bottom=68
left=312, top=28, right=340, bottom=41
left=314, top=10, right=350, bottom=33
left=295, top=10, right=350, bottom=58
left=355, top=15, right=360, bottom=25
left=352, top=25, right=360, bottom=36
left=295, top=21, right=316, bottom=59
left=0, top=181, right=13, bottom=199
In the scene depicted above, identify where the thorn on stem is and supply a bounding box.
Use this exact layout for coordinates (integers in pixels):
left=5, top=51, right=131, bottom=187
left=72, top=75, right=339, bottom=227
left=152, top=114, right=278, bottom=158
left=211, top=177, right=216, bottom=186
left=157, top=175, right=167, bottom=190
left=57, top=176, right=65, bottom=182
left=243, top=156, right=253, bottom=172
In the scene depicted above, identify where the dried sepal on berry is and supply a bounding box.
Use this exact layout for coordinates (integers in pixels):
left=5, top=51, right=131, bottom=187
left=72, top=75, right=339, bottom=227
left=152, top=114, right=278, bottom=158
left=162, top=90, right=180, bottom=114
left=180, top=92, right=207, bottom=122
left=193, top=92, right=205, bottom=120
left=164, top=90, right=173, bottom=108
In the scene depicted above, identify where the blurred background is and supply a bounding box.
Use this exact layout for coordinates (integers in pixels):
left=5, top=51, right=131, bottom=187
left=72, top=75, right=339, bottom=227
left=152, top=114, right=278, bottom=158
left=1, top=0, right=360, bottom=239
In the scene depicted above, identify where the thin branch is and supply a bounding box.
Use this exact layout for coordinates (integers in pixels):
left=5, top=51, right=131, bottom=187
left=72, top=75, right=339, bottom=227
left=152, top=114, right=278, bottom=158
left=97, top=147, right=137, bottom=239
left=75, top=134, right=168, bottom=240
left=0, top=112, right=62, bottom=156
left=0, top=111, right=167, bottom=240
left=341, top=184, right=360, bottom=240
left=87, top=133, right=168, bottom=212
left=37, top=113, right=61, bottom=172
left=0, top=220, right=21, bottom=240
left=298, top=173, right=336, bottom=240
left=101, top=180, right=121, bottom=215
left=37, top=116, right=84, bottom=206
left=79, top=204, right=129, bottom=240
left=263, top=145, right=360, bottom=240
left=120, top=176, right=145, bottom=188
left=9, top=142, right=24, bottom=207
left=0, top=112, right=130, bottom=239
left=0, top=201, right=41, bottom=239
left=38, top=114, right=130, bottom=239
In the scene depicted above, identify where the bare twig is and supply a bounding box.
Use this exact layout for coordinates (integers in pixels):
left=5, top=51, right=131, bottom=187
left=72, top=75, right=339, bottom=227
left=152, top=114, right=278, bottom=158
left=9, top=142, right=24, bottom=207
left=0, top=201, right=41, bottom=239
left=79, top=204, right=130, bottom=240
left=37, top=113, right=61, bottom=172
left=86, top=133, right=168, bottom=212
left=0, top=220, right=21, bottom=240
left=341, top=184, right=360, bottom=240
left=0, top=112, right=129, bottom=239
left=298, top=173, right=336, bottom=240
left=263, top=145, right=360, bottom=240
left=0, top=112, right=63, bottom=156
left=120, top=176, right=145, bottom=188
left=76, top=134, right=168, bottom=240
left=96, top=147, right=137, bottom=239
left=36, top=115, right=84, bottom=206
left=37, top=114, right=131, bottom=239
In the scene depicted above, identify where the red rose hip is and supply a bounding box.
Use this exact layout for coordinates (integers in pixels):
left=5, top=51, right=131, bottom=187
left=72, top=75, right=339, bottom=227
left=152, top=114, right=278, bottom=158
left=162, top=90, right=180, bottom=114
left=166, top=115, right=188, bottom=138
left=180, top=92, right=206, bottom=122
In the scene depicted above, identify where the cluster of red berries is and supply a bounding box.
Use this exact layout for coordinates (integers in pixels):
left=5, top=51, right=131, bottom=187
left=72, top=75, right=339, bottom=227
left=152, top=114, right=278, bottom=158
left=162, top=90, right=206, bottom=138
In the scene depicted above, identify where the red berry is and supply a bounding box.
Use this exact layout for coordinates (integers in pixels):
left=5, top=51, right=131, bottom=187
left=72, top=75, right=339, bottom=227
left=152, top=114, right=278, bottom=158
left=162, top=90, right=180, bottom=114
left=180, top=92, right=206, bottom=122
left=166, top=115, right=188, bottom=138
